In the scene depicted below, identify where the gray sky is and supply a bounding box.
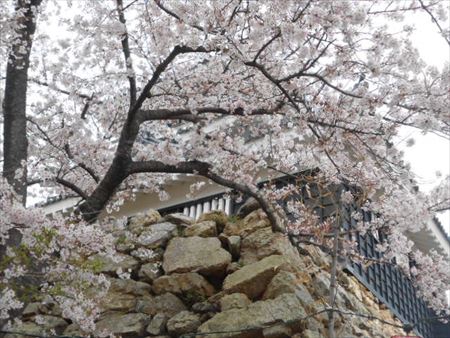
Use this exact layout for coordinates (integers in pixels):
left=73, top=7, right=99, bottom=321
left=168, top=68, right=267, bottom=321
left=398, top=10, right=450, bottom=235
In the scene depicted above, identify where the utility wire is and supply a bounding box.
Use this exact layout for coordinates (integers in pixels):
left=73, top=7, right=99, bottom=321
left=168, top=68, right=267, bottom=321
left=1, top=311, right=448, bottom=338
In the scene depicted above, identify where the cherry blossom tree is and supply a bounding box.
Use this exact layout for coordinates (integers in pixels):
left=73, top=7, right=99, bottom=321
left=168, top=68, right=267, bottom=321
left=1, top=0, right=449, bottom=335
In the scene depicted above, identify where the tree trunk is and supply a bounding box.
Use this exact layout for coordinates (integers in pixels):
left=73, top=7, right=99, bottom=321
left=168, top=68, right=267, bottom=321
left=1, top=0, right=41, bottom=326
left=3, top=0, right=42, bottom=205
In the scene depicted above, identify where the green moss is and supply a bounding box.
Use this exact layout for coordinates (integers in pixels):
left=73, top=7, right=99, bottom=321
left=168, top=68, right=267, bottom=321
left=115, top=234, right=128, bottom=245
left=227, top=215, right=240, bottom=223
left=182, top=290, right=207, bottom=306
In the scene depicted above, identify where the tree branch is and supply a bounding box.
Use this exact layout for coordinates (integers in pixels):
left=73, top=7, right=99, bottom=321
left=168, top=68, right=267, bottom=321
left=29, top=78, right=93, bottom=100
left=128, top=159, right=286, bottom=232
left=116, top=0, right=137, bottom=108
left=55, top=177, right=88, bottom=200
left=63, top=143, right=99, bottom=183
left=154, top=0, right=206, bottom=33
left=253, top=29, right=281, bottom=62
left=136, top=104, right=284, bottom=123
left=129, top=45, right=218, bottom=122
left=418, top=0, right=450, bottom=46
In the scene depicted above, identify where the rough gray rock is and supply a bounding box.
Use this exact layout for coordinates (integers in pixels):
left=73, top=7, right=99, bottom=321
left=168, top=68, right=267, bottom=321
left=3, top=322, right=42, bottom=338
left=184, top=220, right=217, bottom=237
left=223, top=255, right=291, bottom=299
left=152, top=272, right=215, bottom=299
left=138, top=262, right=163, bottom=283
left=137, top=228, right=173, bottom=249
left=239, top=227, right=304, bottom=267
left=313, top=271, right=331, bottom=298
left=192, top=301, right=218, bottom=314
left=166, top=311, right=201, bottom=336
left=22, top=303, right=40, bottom=318
left=197, top=210, right=228, bottom=232
left=109, top=277, right=152, bottom=296
left=146, top=313, right=168, bottom=336
left=302, top=329, right=326, bottom=338
left=220, top=293, right=251, bottom=311
left=163, top=213, right=194, bottom=226
left=223, top=209, right=270, bottom=238
left=225, top=235, right=241, bottom=259
left=163, top=237, right=231, bottom=277
left=94, top=313, right=149, bottom=337
left=236, top=197, right=260, bottom=218
left=262, top=270, right=314, bottom=308
left=88, top=253, right=139, bottom=276
left=128, top=209, right=162, bottom=234
left=262, top=324, right=292, bottom=338
left=33, top=315, right=68, bottom=332
left=198, top=293, right=306, bottom=338
left=100, top=291, right=136, bottom=312
left=136, top=293, right=187, bottom=316
left=98, top=277, right=152, bottom=312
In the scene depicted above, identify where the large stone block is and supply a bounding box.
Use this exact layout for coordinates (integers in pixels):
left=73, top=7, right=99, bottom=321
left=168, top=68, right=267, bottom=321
left=184, top=220, right=217, bottom=237
left=162, top=237, right=231, bottom=276
left=223, top=255, right=291, bottom=300
left=198, top=293, right=306, bottom=338
left=152, top=272, right=215, bottom=299
left=128, top=209, right=162, bottom=234
left=88, top=253, right=139, bottom=276
left=94, top=313, right=149, bottom=337
left=136, top=222, right=177, bottom=249
left=240, top=227, right=304, bottom=267
left=223, top=209, right=270, bottom=238
left=262, top=270, right=314, bottom=308
left=197, top=210, right=228, bottom=232
left=136, top=293, right=187, bottom=316
left=166, top=311, right=201, bottom=336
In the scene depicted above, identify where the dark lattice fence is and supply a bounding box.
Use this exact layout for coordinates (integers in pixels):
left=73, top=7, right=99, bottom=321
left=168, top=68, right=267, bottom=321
left=341, top=203, right=435, bottom=338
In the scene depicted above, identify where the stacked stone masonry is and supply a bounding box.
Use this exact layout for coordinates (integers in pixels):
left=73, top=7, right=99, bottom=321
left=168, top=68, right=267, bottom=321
left=3, top=209, right=407, bottom=338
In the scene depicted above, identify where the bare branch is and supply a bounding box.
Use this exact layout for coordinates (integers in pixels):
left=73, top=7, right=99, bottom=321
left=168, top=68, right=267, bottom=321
left=253, top=29, right=281, bottom=62
left=116, top=0, right=137, bottom=108
left=419, top=0, right=450, bottom=46
left=63, top=143, right=100, bottom=183
left=29, top=78, right=93, bottom=100
left=129, top=45, right=218, bottom=121
left=154, top=0, right=205, bottom=32
left=301, top=72, right=363, bottom=99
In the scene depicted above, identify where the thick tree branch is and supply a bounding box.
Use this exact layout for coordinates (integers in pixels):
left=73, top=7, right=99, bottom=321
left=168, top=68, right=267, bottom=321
left=28, top=177, right=88, bottom=200
left=136, top=105, right=284, bottom=123
left=128, top=159, right=286, bottom=233
left=55, top=177, right=88, bottom=200
left=127, top=160, right=210, bottom=176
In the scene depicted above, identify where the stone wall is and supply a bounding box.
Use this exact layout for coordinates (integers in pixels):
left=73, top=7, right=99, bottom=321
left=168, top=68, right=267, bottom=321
left=3, top=209, right=407, bottom=338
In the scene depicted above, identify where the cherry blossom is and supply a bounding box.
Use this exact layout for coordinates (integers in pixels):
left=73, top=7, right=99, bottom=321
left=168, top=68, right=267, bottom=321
left=1, top=0, right=449, bottom=333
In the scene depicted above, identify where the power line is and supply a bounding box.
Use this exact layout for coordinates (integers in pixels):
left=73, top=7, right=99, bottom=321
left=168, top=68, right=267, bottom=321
left=3, top=309, right=446, bottom=338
